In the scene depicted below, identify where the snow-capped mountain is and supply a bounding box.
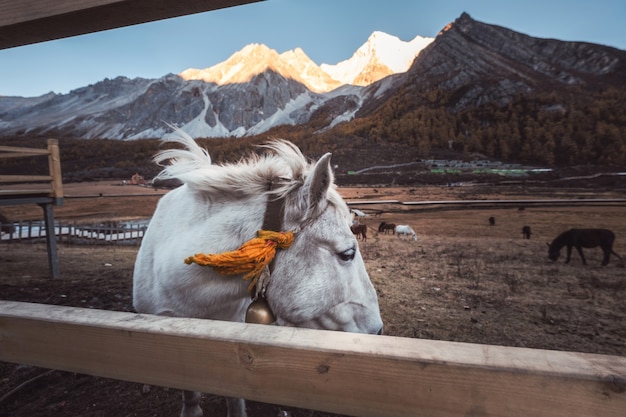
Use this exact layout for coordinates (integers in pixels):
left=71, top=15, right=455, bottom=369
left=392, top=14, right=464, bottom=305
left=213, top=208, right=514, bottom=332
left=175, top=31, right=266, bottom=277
left=180, top=44, right=343, bottom=93
left=321, top=32, right=433, bottom=86
left=179, top=31, right=432, bottom=93
left=1, top=14, right=623, bottom=142
left=0, top=30, right=429, bottom=139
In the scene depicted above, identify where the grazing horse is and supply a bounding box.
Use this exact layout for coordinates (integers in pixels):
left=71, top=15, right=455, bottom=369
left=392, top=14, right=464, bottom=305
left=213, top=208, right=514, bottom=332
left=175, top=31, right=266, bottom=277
left=522, top=225, right=531, bottom=239
left=133, top=130, right=383, bottom=417
left=548, top=228, right=621, bottom=266
left=351, top=223, right=367, bottom=241
left=395, top=225, right=417, bottom=241
left=378, top=222, right=396, bottom=234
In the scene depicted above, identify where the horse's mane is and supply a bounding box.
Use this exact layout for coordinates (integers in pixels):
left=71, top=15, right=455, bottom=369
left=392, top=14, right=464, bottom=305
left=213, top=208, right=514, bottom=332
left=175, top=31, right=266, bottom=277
left=153, top=129, right=322, bottom=200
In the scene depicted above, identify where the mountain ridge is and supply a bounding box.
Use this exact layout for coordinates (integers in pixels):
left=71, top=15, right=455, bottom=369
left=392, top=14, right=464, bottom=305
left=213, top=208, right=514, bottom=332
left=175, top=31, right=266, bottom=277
left=0, top=29, right=431, bottom=139
left=179, top=31, right=432, bottom=93
left=0, top=12, right=624, bottom=167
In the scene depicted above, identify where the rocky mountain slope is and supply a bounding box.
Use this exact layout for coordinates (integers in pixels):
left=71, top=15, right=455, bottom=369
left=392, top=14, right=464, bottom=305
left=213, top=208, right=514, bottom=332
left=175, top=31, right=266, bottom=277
left=406, top=12, right=625, bottom=111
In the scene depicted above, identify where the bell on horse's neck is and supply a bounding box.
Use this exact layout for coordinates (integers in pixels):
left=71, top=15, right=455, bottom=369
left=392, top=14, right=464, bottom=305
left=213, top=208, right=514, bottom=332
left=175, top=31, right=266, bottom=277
left=245, top=297, right=276, bottom=324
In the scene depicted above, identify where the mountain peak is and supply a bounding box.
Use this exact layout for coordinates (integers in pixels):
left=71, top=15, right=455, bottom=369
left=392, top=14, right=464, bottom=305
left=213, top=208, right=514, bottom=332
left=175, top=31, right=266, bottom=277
left=321, top=31, right=433, bottom=85
left=180, top=43, right=280, bottom=85
left=180, top=31, right=431, bottom=92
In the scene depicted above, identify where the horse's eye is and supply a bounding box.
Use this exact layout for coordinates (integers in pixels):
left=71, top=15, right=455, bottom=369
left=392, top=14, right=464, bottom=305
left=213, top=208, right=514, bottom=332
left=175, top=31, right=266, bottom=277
left=337, top=247, right=356, bottom=262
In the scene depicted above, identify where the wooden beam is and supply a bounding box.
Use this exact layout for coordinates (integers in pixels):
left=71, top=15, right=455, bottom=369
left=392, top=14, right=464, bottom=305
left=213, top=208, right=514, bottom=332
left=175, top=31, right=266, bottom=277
left=0, top=146, right=50, bottom=155
left=0, top=175, right=53, bottom=182
left=47, top=139, right=63, bottom=199
left=0, top=0, right=263, bottom=50
left=1, top=301, right=624, bottom=417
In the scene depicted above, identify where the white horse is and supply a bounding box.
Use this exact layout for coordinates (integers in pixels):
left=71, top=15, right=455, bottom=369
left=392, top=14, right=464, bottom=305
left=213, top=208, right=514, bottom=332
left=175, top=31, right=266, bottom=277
left=133, top=130, right=383, bottom=417
left=395, top=224, right=417, bottom=241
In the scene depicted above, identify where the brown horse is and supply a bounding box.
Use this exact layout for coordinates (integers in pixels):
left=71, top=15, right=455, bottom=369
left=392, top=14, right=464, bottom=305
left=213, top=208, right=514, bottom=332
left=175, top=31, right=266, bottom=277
left=548, top=228, right=621, bottom=266
left=351, top=224, right=367, bottom=241
left=378, top=222, right=396, bottom=234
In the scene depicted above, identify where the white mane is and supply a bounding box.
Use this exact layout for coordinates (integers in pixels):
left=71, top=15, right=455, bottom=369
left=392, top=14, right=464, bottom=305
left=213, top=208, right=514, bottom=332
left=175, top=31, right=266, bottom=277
left=154, top=129, right=309, bottom=199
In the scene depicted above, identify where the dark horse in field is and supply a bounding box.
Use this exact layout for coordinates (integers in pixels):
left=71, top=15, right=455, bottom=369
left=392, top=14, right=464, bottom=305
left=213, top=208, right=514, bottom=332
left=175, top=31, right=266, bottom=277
left=378, top=222, right=396, bottom=234
left=548, top=228, right=621, bottom=266
left=351, top=223, right=367, bottom=241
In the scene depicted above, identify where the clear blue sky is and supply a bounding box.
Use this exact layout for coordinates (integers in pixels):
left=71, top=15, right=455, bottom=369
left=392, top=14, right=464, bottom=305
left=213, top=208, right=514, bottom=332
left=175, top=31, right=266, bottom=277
left=1, top=0, right=624, bottom=97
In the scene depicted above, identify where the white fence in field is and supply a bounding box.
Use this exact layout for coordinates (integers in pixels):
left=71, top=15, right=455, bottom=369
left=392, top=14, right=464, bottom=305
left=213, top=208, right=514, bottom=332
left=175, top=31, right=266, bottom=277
left=0, top=220, right=148, bottom=245
left=1, top=300, right=625, bottom=417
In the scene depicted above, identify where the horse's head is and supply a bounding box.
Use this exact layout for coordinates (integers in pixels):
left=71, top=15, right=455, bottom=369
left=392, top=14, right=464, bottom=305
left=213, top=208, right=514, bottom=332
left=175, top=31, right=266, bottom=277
left=267, top=153, right=383, bottom=335
left=547, top=242, right=560, bottom=261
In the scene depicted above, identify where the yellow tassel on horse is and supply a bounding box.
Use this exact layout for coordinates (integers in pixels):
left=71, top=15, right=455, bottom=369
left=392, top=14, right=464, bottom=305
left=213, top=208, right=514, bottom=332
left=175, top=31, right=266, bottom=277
left=184, top=230, right=294, bottom=291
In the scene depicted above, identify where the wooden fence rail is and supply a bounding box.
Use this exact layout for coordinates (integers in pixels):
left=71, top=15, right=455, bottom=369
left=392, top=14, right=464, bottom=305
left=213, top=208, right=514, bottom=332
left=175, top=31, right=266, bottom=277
left=1, top=301, right=624, bottom=417
left=0, top=139, right=64, bottom=277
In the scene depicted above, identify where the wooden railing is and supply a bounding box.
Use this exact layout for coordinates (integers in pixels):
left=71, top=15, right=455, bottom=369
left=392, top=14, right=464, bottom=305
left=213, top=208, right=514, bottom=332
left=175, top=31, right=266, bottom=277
left=0, top=139, right=63, bottom=202
left=1, top=300, right=625, bottom=417
left=0, top=139, right=64, bottom=278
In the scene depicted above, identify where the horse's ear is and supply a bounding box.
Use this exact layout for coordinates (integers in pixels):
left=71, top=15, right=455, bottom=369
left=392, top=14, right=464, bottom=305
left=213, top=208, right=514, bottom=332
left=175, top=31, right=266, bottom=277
left=304, top=153, right=333, bottom=216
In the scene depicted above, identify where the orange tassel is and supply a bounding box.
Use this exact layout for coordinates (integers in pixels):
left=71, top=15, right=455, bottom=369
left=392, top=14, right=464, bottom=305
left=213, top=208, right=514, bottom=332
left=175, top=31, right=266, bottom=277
left=184, top=230, right=294, bottom=291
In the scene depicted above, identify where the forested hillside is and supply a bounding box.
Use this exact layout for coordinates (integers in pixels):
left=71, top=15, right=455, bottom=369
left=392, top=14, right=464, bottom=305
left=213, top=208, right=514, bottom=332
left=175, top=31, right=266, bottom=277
left=1, top=84, right=625, bottom=186
left=339, top=87, right=626, bottom=166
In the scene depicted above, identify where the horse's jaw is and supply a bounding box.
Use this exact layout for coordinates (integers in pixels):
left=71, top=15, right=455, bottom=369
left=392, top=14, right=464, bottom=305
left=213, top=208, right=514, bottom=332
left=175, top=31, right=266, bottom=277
left=273, top=301, right=383, bottom=335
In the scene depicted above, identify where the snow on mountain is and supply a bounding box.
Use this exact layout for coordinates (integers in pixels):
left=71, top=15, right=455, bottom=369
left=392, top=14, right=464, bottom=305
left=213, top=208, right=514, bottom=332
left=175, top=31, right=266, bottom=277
left=321, top=32, right=433, bottom=86
left=181, top=44, right=277, bottom=85
left=180, top=44, right=342, bottom=93
left=277, top=48, right=342, bottom=93
left=0, top=30, right=433, bottom=139
left=179, top=31, right=431, bottom=93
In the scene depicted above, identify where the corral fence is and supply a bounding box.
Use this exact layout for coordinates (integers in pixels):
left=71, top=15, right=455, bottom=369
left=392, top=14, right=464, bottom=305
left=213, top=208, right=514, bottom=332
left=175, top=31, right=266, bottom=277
left=1, top=300, right=625, bottom=417
left=0, top=139, right=63, bottom=277
left=0, top=219, right=148, bottom=245
left=346, top=198, right=626, bottom=214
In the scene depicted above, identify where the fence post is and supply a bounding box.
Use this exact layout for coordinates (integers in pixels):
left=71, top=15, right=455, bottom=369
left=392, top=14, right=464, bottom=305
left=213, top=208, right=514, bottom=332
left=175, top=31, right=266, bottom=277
left=47, top=139, right=63, bottom=202
left=38, top=203, right=60, bottom=279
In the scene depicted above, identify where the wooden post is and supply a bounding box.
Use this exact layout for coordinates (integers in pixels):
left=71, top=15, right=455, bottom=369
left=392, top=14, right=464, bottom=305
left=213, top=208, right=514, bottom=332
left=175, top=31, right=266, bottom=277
left=47, top=139, right=64, bottom=202
left=38, top=203, right=60, bottom=279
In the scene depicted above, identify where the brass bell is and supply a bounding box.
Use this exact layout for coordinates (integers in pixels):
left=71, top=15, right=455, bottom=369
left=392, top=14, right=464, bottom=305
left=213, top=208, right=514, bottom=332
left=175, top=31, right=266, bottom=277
left=245, top=297, right=276, bottom=324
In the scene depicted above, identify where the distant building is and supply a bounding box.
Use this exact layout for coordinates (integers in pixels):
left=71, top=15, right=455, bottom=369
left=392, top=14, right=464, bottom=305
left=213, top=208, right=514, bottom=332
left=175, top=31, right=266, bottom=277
left=129, top=173, right=146, bottom=185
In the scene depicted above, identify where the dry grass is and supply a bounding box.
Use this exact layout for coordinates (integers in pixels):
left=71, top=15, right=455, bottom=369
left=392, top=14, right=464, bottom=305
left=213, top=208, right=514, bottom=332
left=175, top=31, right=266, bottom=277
left=354, top=203, right=626, bottom=356
left=2, top=186, right=624, bottom=355
left=1, top=183, right=625, bottom=416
